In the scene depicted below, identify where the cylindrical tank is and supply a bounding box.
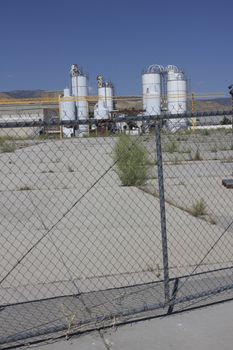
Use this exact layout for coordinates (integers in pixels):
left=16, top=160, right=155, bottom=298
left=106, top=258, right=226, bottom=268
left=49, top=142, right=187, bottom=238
left=59, top=88, right=76, bottom=137
left=142, top=65, right=163, bottom=116
left=94, top=77, right=114, bottom=120
left=105, top=85, right=114, bottom=111
left=60, top=88, right=75, bottom=120
left=76, top=75, right=89, bottom=120
left=70, top=64, right=89, bottom=135
left=94, top=102, right=108, bottom=119
left=166, top=65, right=187, bottom=115
left=166, top=65, right=187, bottom=131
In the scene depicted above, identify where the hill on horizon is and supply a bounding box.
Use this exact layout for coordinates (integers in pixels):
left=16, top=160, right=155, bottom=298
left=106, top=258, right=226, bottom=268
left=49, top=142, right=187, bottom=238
left=1, top=90, right=62, bottom=99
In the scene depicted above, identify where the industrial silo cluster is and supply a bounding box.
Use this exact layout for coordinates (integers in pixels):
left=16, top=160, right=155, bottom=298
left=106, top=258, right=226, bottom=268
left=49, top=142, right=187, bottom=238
left=142, top=64, right=187, bottom=131
left=60, top=63, right=188, bottom=136
left=60, top=65, right=115, bottom=136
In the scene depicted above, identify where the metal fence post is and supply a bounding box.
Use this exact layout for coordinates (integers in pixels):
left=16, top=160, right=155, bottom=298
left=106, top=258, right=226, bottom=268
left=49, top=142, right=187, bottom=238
left=155, top=117, right=170, bottom=303
left=229, top=86, right=233, bottom=149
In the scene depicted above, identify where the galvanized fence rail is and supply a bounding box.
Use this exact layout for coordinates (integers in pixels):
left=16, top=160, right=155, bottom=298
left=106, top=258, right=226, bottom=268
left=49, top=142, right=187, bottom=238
left=0, top=111, right=232, bottom=348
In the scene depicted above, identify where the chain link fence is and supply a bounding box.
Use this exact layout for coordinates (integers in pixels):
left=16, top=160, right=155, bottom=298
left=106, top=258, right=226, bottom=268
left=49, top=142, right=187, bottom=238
left=0, top=110, right=232, bottom=348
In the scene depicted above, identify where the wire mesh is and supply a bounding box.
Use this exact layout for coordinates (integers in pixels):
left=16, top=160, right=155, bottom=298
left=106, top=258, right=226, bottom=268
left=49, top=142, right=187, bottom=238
left=159, top=115, right=233, bottom=313
left=0, top=106, right=232, bottom=348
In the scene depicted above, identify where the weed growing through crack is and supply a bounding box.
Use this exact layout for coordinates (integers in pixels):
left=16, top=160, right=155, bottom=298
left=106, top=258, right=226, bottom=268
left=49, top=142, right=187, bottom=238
left=193, top=149, right=202, bottom=161
left=189, top=199, right=207, bottom=217
left=221, top=157, right=233, bottom=163
left=201, top=129, right=210, bottom=136
left=0, top=143, right=16, bottom=153
left=210, top=144, right=218, bottom=153
left=164, top=139, right=179, bottom=153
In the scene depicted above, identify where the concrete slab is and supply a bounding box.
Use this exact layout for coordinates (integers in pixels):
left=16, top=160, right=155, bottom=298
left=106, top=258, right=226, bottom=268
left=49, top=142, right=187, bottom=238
left=103, top=301, right=233, bottom=350
left=0, top=134, right=233, bottom=348
left=19, top=300, right=233, bottom=350
left=0, top=136, right=233, bottom=305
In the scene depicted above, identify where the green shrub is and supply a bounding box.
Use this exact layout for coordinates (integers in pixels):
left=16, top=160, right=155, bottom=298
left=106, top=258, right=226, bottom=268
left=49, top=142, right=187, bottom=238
left=113, top=134, right=149, bottom=186
left=193, top=149, right=202, bottom=161
left=201, top=129, right=210, bottom=136
left=1, top=142, right=16, bottom=153
left=210, top=144, right=218, bottom=153
left=190, top=199, right=207, bottom=217
left=164, top=139, right=179, bottom=153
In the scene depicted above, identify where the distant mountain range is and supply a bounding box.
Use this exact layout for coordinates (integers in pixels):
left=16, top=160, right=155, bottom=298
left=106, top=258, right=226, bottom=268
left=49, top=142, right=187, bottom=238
left=208, top=98, right=231, bottom=106
left=0, top=90, right=61, bottom=99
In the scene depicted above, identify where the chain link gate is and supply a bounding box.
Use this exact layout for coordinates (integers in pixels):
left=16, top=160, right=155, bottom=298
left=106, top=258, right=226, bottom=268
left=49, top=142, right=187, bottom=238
left=0, top=112, right=232, bottom=348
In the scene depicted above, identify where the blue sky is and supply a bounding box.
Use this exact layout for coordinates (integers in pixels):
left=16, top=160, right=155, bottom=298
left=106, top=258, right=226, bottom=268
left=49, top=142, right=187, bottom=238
left=0, top=0, right=232, bottom=95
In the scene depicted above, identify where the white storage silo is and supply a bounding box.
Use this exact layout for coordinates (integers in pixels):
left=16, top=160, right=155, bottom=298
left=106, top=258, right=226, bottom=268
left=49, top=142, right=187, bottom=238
left=76, top=75, right=89, bottom=134
left=142, top=65, right=163, bottom=116
left=94, top=75, right=114, bottom=120
left=70, top=64, right=89, bottom=135
left=59, top=88, right=75, bottom=137
left=166, top=65, right=187, bottom=131
left=166, top=65, right=187, bottom=114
